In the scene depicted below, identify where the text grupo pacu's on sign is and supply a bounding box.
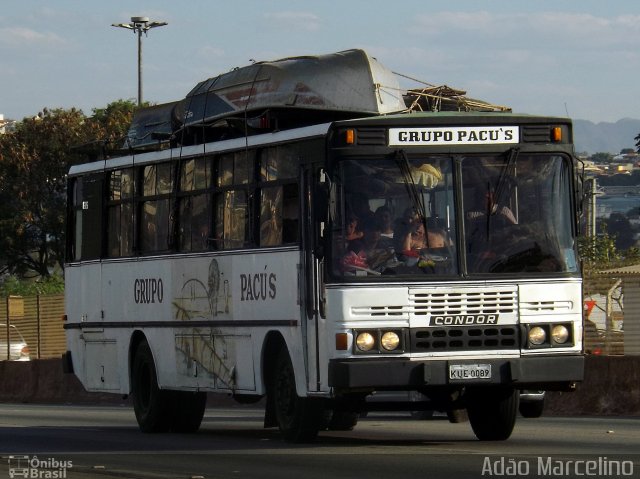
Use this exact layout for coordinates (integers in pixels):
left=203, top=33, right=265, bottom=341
left=388, top=126, right=519, bottom=146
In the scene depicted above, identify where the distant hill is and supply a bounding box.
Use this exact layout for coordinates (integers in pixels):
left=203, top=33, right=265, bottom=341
left=573, top=118, right=640, bottom=155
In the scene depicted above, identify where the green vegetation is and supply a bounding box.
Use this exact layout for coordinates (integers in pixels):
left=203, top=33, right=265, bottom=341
left=578, top=229, right=640, bottom=275
left=0, top=100, right=137, bottom=280
left=0, top=274, right=64, bottom=296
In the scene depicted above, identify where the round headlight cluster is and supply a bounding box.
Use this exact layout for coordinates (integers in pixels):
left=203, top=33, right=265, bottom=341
left=526, top=323, right=573, bottom=348
left=551, top=325, right=569, bottom=344
left=528, top=326, right=547, bottom=345
left=355, top=330, right=402, bottom=352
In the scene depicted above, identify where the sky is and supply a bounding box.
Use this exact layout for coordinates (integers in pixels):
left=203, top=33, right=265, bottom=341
left=1, top=1, right=639, bottom=124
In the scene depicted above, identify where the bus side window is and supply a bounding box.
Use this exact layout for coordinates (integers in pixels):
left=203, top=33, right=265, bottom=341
left=215, top=190, right=249, bottom=249
left=282, top=184, right=299, bottom=244
left=68, top=177, right=83, bottom=261
left=107, top=168, right=134, bottom=257
left=140, top=164, right=174, bottom=254
left=178, top=157, right=212, bottom=252
left=214, top=151, right=254, bottom=250
left=69, top=174, right=104, bottom=261
left=259, top=146, right=299, bottom=247
left=260, top=186, right=283, bottom=246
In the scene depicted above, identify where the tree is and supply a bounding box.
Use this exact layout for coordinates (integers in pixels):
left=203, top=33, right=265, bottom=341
left=636, top=132, right=640, bottom=153
left=0, top=101, right=136, bottom=279
left=605, top=213, right=636, bottom=249
left=578, top=231, right=620, bottom=273
left=590, top=152, right=612, bottom=163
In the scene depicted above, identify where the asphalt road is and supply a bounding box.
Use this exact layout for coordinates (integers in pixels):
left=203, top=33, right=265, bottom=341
left=0, top=404, right=638, bottom=479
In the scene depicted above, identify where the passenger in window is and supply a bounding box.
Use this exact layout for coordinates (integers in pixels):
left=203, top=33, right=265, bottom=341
left=375, top=206, right=395, bottom=240
left=350, top=194, right=375, bottom=223
left=466, top=188, right=517, bottom=225
left=402, top=220, right=449, bottom=253
left=345, top=214, right=364, bottom=242
left=343, top=221, right=395, bottom=273
left=393, top=207, right=418, bottom=251
left=465, top=182, right=517, bottom=269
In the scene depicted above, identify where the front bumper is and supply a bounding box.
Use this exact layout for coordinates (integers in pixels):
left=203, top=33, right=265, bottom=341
left=329, top=355, right=583, bottom=391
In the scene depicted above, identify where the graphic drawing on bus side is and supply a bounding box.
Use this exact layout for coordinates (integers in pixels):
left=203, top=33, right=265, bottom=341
left=173, top=259, right=235, bottom=388
left=174, top=258, right=231, bottom=320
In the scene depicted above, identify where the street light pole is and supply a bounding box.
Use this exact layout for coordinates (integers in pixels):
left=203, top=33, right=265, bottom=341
left=112, top=16, right=167, bottom=106
left=137, top=22, right=143, bottom=107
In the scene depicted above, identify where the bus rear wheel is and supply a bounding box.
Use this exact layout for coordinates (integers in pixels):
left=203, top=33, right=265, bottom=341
left=467, top=387, right=518, bottom=441
left=272, top=349, right=324, bottom=442
left=171, top=391, right=207, bottom=433
left=132, top=340, right=207, bottom=433
left=131, top=339, right=173, bottom=433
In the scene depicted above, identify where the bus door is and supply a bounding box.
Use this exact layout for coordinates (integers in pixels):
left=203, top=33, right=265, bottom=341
left=69, top=173, right=120, bottom=390
left=301, top=165, right=326, bottom=393
left=70, top=173, right=104, bottom=324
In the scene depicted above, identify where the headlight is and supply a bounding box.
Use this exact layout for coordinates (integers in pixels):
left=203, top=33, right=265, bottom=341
left=528, top=326, right=547, bottom=345
left=380, top=331, right=400, bottom=351
left=356, top=332, right=376, bottom=351
left=551, top=325, right=569, bottom=344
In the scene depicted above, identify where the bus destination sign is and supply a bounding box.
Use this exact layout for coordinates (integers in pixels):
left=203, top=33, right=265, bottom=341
left=388, top=126, right=519, bottom=146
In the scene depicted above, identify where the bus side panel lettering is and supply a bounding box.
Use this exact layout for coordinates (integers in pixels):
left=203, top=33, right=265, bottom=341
left=134, top=278, right=164, bottom=304
left=240, top=272, right=277, bottom=301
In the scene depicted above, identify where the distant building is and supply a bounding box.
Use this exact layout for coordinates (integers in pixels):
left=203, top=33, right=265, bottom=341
left=0, top=113, right=16, bottom=134
left=613, top=152, right=639, bottom=163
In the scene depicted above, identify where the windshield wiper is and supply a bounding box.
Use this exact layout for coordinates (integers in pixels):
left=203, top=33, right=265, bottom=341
left=395, top=150, right=430, bottom=245
left=484, top=147, right=519, bottom=238
left=494, top=147, right=519, bottom=209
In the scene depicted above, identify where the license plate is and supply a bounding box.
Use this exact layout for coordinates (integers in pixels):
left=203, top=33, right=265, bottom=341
left=449, top=364, right=492, bottom=381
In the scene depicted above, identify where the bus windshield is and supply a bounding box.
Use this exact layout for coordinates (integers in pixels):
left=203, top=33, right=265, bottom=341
left=330, top=152, right=578, bottom=278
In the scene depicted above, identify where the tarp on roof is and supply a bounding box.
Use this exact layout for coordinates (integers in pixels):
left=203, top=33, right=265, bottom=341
left=176, top=49, right=406, bottom=128
left=126, top=101, right=178, bottom=149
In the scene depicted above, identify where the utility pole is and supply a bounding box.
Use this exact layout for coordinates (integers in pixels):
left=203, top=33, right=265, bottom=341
left=112, top=16, right=167, bottom=106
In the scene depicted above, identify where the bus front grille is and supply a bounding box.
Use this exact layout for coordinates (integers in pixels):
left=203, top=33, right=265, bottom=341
left=349, top=288, right=517, bottom=320
left=407, top=287, right=519, bottom=352
left=409, top=288, right=517, bottom=317
left=410, top=326, right=519, bottom=351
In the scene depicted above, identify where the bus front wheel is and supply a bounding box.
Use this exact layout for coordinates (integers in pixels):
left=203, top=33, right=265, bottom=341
left=467, top=387, right=519, bottom=441
left=272, top=349, right=324, bottom=442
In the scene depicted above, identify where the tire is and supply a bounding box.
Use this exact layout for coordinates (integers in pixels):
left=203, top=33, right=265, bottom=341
left=411, top=409, right=435, bottom=420
left=171, top=391, right=207, bottom=433
left=131, top=339, right=174, bottom=433
left=328, top=410, right=359, bottom=430
left=272, top=348, right=324, bottom=442
left=467, top=388, right=519, bottom=441
left=519, top=398, right=545, bottom=418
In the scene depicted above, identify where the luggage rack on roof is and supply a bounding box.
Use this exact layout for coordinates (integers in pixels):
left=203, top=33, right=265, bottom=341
left=403, top=85, right=511, bottom=114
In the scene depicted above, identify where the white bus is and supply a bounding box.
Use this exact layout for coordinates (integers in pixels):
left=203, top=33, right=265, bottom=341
left=64, top=52, right=583, bottom=442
